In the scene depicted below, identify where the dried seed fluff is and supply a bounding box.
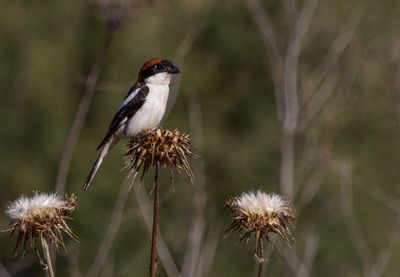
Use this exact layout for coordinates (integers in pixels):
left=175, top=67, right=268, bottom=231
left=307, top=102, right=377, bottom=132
left=225, top=190, right=295, bottom=246
left=6, top=193, right=65, bottom=220
left=234, top=191, right=293, bottom=217
left=4, top=192, right=77, bottom=255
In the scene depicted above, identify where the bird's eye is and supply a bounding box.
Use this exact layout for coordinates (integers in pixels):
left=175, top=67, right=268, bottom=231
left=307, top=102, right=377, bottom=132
left=156, top=64, right=163, bottom=70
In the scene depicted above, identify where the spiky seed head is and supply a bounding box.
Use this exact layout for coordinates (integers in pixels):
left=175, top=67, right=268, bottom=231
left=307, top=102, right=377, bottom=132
left=124, top=128, right=194, bottom=184
left=4, top=192, right=78, bottom=255
left=225, top=191, right=295, bottom=247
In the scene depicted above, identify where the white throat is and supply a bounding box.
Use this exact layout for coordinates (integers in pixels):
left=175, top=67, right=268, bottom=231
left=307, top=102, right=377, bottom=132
left=145, top=72, right=172, bottom=85
left=124, top=74, right=170, bottom=137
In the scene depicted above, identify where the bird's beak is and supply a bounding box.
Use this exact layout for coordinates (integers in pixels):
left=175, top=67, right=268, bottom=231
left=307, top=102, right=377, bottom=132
left=168, top=64, right=180, bottom=74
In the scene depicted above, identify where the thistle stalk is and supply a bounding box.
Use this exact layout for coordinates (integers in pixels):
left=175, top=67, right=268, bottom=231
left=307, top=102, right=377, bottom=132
left=149, top=161, right=161, bottom=277
left=257, top=237, right=264, bottom=277
left=125, top=129, right=194, bottom=276
left=41, top=237, right=55, bottom=277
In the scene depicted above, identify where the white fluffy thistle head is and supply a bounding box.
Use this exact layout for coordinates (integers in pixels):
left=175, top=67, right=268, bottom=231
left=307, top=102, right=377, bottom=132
left=6, top=193, right=66, bottom=220
left=233, top=191, right=293, bottom=219
left=4, top=192, right=78, bottom=255
left=225, top=190, right=295, bottom=246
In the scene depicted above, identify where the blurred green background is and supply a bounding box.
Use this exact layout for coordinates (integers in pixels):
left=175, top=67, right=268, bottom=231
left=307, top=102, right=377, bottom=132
left=1, top=0, right=400, bottom=276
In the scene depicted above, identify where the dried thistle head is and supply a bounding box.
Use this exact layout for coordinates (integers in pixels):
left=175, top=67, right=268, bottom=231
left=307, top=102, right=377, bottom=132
left=225, top=191, right=295, bottom=252
left=125, top=128, right=194, bottom=184
left=4, top=192, right=78, bottom=255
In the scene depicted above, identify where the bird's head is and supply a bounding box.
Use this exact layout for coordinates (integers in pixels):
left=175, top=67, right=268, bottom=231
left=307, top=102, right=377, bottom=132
left=137, top=57, right=180, bottom=85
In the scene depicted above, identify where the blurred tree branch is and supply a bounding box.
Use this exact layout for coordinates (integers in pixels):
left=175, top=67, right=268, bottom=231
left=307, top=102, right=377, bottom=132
left=55, top=0, right=144, bottom=194
left=280, top=0, right=297, bottom=25
left=245, top=0, right=284, bottom=120
left=335, top=160, right=400, bottom=277
left=357, top=184, right=400, bottom=214
left=181, top=93, right=208, bottom=277
left=246, top=0, right=281, bottom=64
left=283, top=0, right=319, bottom=132
left=5, top=253, right=36, bottom=276
left=246, top=1, right=366, bottom=276
left=86, top=179, right=131, bottom=277
left=55, top=34, right=113, bottom=194
left=394, top=41, right=400, bottom=125
left=246, top=0, right=362, bottom=201
left=300, top=7, right=363, bottom=115
left=165, top=24, right=205, bottom=120
left=68, top=243, right=82, bottom=277
left=192, top=225, right=220, bottom=277
left=53, top=2, right=145, bottom=273
left=0, top=261, right=11, bottom=277
left=275, top=242, right=306, bottom=275
left=246, top=0, right=320, bottom=199
left=280, top=0, right=319, bottom=199
left=299, top=74, right=340, bottom=134
left=297, top=233, right=319, bottom=277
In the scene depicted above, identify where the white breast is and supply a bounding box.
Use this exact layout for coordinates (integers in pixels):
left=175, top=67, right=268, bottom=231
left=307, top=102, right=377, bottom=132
left=123, top=82, right=170, bottom=137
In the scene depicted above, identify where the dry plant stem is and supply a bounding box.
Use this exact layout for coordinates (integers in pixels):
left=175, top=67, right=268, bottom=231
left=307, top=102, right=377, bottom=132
left=193, top=226, right=221, bottom=277
left=257, top=237, right=264, bottom=277
left=181, top=94, right=207, bottom=277
left=87, top=180, right=130, bottom=277
left=134, top=184, right=180, bottom=277
left=150, top=161, right=160, bottom=277
left=41, top=237, right=55, bottom=277
left=52, top=36, right=112, bottom=273
left=53, top=23, right=115, bottom=277
left=0, top=261, right=11, bottom=277
left=55, top=32, right=114, bottom=194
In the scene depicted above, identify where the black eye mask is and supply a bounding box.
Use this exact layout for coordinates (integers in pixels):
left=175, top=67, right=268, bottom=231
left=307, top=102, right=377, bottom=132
left=141, top=60, right=179, bottom=80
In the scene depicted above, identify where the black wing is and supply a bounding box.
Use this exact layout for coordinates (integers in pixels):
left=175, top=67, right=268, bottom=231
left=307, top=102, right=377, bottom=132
left=96, top=85, right=150, bottom=150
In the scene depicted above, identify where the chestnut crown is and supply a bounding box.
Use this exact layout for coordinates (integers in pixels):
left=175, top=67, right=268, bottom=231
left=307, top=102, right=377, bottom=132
left=137, top=57, right=180, bottom=83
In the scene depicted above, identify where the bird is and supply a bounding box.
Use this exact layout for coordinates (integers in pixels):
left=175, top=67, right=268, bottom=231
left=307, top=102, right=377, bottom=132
left=83, top=57, right=180, bottom=191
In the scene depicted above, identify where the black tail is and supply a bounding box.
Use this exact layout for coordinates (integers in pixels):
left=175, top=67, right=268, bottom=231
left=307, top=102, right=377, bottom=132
left=83, top=137, right=116, bottom=191
left=83, top=153, right=103, bottom=191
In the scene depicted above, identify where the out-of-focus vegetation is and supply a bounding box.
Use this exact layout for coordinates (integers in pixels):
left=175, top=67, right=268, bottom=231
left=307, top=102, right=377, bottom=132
left=1, top=0, right=400, bottom=276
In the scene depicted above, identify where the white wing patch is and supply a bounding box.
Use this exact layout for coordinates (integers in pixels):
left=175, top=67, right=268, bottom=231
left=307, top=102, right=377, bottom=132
left=116, top=86, right=140, bottom=113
